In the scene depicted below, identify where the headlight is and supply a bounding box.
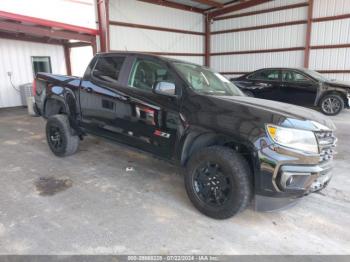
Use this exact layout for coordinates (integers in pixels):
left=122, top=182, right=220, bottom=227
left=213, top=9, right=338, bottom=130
left=266, top=124, right=319, bottom=154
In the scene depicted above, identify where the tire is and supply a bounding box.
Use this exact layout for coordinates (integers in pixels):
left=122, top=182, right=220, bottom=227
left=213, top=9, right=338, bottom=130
left=185, top=146, right=252, bottom=219
left=319, top=94, right=344, bottom=116
left=46, top=114, right=79, bottom=157
left=244, top=91, right=254, bottom=97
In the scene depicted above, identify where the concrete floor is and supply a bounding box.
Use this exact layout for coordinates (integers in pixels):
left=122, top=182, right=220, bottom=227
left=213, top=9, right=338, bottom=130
left=0, top=107, right=349, bottom=255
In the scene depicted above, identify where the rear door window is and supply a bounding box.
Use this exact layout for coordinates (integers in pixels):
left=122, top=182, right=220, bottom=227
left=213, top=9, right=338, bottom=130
left=92, top=56, right=126, bottom=83
left=248, top=69, right=280, bottom=81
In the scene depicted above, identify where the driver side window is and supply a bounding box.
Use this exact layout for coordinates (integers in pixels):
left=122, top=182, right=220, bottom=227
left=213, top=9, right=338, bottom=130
left=128, top=58, right=175, bottom=91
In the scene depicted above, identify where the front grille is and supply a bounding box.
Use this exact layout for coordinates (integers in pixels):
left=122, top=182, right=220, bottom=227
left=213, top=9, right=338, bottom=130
left=315, top=131, right=337, bottom=162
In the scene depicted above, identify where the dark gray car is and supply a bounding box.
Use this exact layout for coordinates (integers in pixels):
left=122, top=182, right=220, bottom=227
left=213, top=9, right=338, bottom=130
left=231, top=68, right=350, bottom=116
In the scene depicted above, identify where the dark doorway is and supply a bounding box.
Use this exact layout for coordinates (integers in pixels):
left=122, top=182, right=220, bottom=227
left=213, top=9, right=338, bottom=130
left=32, top=56, right=52, bottom=77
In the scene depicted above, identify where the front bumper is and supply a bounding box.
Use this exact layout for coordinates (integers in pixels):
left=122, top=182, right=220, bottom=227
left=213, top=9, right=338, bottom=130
left=255, top=160, right=333, bottom=211
left=255, top=142, right=335, bottom=211
left=279, top=161, right=333, bottom=193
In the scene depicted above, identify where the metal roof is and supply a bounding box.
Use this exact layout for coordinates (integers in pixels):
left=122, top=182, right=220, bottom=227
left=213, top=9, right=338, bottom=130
left=166, top=0, right=239, bottom=10
left=0, top=10, right=97, bottom=46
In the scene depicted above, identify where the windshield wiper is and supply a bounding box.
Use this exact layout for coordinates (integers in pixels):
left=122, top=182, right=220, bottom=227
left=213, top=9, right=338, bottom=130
left=200, top=72, right=210, bottom=86
left=199, top=90, right=228, bottom=96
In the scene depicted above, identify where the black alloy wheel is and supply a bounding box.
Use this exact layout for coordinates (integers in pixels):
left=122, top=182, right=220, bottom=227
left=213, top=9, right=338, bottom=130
left=48, top=125, right=64, bottom=151
left=185, top=146, right=252, bottom=219
left=46, top=114, right=79, bottom=157
left=193, top=161, right=232, bottom=207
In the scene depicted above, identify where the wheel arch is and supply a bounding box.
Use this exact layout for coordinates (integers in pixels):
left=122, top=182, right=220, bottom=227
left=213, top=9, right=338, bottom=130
left=43, top=90, right=82, bottom=135
left=316, top=90, right=348, bottom=107
left=180, top=132, right=259, bottom=182
left=43, top=96, right=67, bottom=118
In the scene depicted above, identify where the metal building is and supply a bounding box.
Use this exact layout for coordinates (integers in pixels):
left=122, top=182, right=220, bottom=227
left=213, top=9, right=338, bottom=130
left=1, top=0, right=349, bottom=107
left=96, top=0, right=350, bottom=81
left=0, top=0, right=97, bottom=108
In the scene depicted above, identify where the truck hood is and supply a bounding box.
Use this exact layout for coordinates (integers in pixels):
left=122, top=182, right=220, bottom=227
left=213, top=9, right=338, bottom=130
left=213, top=95, right=336, bottom=131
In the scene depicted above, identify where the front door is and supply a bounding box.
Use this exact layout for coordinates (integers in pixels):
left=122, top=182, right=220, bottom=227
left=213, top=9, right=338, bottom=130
left=121, top=56, right=181, bottom=158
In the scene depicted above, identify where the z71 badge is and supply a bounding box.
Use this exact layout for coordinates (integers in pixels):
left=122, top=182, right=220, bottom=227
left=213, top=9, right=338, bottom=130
left=154, top=130, right=170, bottom=138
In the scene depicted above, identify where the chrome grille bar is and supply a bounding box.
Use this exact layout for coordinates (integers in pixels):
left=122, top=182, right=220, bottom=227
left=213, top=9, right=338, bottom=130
left=314, top=131, right=337, bottom=163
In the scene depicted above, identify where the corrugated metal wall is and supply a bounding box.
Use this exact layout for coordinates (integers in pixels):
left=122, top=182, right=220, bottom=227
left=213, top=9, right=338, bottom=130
left=211, top=0, right=350, bottom=81
left=108, top=0, right=204, bottom=65
left=211, top=0, right=308, bottom=77
left=310, top=0, right=350, bottom=81
left=0, top=39, right=66, bottom=108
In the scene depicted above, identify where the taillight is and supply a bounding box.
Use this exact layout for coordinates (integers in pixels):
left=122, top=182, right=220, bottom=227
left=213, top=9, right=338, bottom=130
left=32, top=79, right=37, bottom=96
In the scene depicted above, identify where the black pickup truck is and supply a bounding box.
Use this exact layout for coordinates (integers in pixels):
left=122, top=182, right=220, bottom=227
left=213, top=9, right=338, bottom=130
left=33, top=52, right=337, bottom=219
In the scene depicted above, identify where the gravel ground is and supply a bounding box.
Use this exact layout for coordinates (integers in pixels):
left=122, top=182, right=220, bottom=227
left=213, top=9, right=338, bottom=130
left=0, top=107, right=349, bottom=255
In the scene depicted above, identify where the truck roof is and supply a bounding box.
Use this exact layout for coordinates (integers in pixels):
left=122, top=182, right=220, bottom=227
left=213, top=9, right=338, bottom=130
left=96, top=51, right=202, bottom=67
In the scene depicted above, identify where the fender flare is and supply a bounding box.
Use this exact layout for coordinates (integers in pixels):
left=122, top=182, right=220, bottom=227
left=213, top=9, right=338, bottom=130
left=43, top=89, right=82, bottom=135
left=179, top=129, right=257, bottom=166
left=43, top=95, right=68, bottom=117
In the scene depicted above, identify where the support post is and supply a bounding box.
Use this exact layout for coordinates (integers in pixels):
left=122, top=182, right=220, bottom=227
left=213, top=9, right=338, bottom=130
left=205, top=14, right=211, bottom=67
left=97, top=0, right=110, bottom=52
left=64, top=44, right=72, bottom=75
left=91, top=38, right=97, bottom=55
left=304, top=0, right=314, bottom=68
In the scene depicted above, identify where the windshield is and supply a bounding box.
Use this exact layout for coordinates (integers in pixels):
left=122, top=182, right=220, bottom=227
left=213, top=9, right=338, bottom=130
left=300, top=68, right=328, bottom=81
left=172, top=62, right=243, bottom=96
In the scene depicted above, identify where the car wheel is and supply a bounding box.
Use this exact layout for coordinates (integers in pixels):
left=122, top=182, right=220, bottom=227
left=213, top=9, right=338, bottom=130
left=244, top=91, right=254, bottom=97
left=46, top=114, right=79, bottom=157
left=320, top=94, right=344, bottom=116
left=185, top=146, right=252, bottom=219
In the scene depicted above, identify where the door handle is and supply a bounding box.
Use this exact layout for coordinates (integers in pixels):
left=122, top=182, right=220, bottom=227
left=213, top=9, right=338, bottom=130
left=257, top=82, right=269, bottom=87
left=116, top=95, right=130, bottom=102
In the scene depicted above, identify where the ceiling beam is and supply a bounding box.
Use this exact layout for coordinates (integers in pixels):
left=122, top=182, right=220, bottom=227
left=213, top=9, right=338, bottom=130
left=138, top=0, right=204, bottom=13
left=67, top=41, right=93, bottom=48
left=192, top=0, right=224, bottom=8
left=0, top=10, right=98, bottom=35
left=204, top=0, right=239, bottom=12
left=208, top=0, right=272, bottom=19
left=0, top=21, right=95, bottom=42
left=0, top=31, right=66, bottom=45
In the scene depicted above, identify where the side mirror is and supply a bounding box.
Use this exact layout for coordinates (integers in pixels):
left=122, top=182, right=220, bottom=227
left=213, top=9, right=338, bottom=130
left=153, top=81, right=176, bottom=96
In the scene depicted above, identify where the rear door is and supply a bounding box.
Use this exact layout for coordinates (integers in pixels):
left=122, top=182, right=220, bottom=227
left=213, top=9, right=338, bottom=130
left=79, top=54, right=132, bottom=128
left=246, top=69, right=282, bottom=100
left=281, top=70, right=319, bottom=106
